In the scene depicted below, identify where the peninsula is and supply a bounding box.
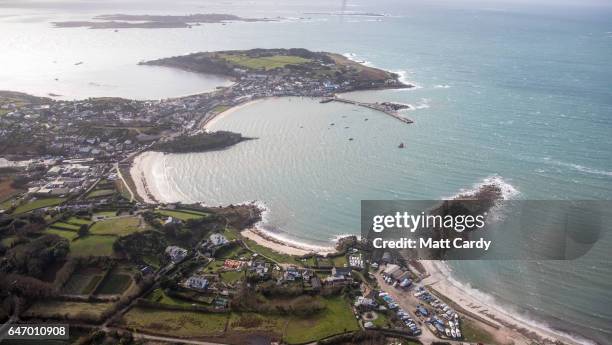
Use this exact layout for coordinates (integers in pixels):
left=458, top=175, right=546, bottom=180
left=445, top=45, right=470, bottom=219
left=149, top=131, right=254, bottom=154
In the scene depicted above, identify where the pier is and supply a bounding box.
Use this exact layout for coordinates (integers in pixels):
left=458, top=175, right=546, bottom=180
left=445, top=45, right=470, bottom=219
left=321, top=96, right=414, bottom=124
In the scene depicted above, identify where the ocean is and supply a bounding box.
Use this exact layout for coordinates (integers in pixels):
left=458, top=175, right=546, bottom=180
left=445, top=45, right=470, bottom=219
left=1, top=0, right=611, bottom=343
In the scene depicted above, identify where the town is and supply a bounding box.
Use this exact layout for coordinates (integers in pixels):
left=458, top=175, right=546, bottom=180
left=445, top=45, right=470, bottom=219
left=1, top=49, right=500, bottom=345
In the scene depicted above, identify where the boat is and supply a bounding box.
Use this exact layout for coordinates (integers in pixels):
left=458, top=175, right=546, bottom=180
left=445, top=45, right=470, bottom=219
left=451, top=328, right=457, bottom=338
left=398, top=142, right=405, bottom=148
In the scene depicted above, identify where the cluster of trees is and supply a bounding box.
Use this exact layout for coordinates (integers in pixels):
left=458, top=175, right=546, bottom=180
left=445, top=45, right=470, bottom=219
left=113, top=230, right=167, bottom=265
left=1, top=234, right=69, bottom=278
left=0, top=213, right=46, bottom=241
left=232, top=283, right=324, bottom=316
left=150, top=131, right=250, bottom=154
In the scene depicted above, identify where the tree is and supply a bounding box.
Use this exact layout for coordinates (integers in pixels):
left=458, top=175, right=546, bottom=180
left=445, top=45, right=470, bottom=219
left=78, top=224, right=89, bottom=237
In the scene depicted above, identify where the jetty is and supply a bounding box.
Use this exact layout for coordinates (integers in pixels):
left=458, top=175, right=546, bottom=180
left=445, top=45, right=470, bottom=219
left=320, top=96, right=414, bottom=124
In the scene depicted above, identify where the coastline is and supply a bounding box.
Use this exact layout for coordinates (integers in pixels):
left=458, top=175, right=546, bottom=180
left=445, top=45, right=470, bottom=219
left=128, top=147, right=592, bottom=344
left=420, top=261, right=588, bottom=345
left=129, top=151, right=161, bottom=204
left=241, top=228, right=336, bottom=256
left=125, top=91, right=592, bottom=345
left=202, top=98, right=267, bottom=130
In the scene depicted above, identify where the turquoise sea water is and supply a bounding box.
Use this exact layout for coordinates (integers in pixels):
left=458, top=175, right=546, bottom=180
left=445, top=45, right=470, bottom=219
left=1, top=0, right=611, bottom=343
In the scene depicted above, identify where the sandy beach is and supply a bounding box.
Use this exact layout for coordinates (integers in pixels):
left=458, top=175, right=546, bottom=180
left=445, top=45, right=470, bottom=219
left=129, top=151, right=161, bottom=204
left=420, top=261, right=586, bottom=345
left=202, top=98, right=267, bottom=130
left=241, top=228, right=336, bottom=256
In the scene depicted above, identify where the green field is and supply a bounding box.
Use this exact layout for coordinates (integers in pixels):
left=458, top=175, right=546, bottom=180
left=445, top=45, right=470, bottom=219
left=90, top=216, right=140, bottom=236
left=283, top=296, right=360, bottom=344
left=44, top=228, right=78, bottom=241
left=157, top=209, right=208, bottom=221
left=51, top=221, right=80, bottom=231
left=215, top=243, right=250, bottom=259
left=66, top=217, right=92, bottom=225
left=24, top=301, right=112, bottom=319
left=331, top=255, right=348, bottom=267
left=203, top=260, right=225, bottom=274
left=229, top=312, right=285, bottom=333
left=122, top=308, right=228, bottom=337
left=146, top=288, right=199, bottom=307
left=219, top=53, right=311, bottom=70
left=93, top=211, right=117, bottom=218
left=62, top=269, right=105, bottom=294
left=69, top=235, right=116, bottom=257
left=95, top=273, right=132, bottom=295
left=13, top=197, right=66, bottom=214
left=220, top=270, right=245, bottom=284
left=86, top=189, right=115, bottom=198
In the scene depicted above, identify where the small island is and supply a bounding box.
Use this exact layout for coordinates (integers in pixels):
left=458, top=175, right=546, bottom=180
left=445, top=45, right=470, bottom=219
left=52, top=13, right=275, bottom=29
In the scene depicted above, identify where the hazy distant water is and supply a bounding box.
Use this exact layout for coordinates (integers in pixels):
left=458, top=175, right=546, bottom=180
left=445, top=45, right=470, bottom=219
left=2, top=0, right=612, bottom=343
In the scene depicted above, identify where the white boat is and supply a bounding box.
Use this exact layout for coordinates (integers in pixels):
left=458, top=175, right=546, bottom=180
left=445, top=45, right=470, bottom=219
left=451, top=328, right=457, bottom=338
left=456, top=328, right=462, bottom=338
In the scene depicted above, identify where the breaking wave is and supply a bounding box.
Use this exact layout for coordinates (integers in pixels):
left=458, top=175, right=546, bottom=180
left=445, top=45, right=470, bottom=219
left=544, top=158, right=612, bottom=177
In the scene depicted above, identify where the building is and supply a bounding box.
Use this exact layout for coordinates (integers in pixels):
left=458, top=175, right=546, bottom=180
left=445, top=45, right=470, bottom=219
left=201, top=233, right=230, bottom=256
left=349, top=254, right=364, bottom=269
left=250, top=260, right=270, bottom=277
left=354, top=296, right=377, bottom=310
left=185, top=275, right=208, bottom=290
left=331, top=267, right=352, bottom=279
left=165, top=246, right=188, bottom=263
left=209, top=233, right=229, bottom=246
left=223, top=259, right=245, bottom=270
left=283, top=266, right=301, bottom=281
left=325, top=267, right=353, bottom=286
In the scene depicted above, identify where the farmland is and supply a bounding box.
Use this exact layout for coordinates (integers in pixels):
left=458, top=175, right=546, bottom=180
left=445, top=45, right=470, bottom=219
left=121, top=308, right=228, bottom=337
left=89, top=216, right=141, bottom=235
left=13, top=197, right=66, bottom=214
left=69, top=235, right=116, bottom=257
